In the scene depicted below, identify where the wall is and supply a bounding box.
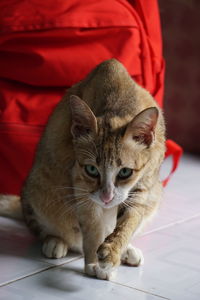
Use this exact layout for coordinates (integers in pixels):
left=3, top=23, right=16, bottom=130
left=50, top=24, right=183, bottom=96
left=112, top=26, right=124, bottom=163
left=159, top=0, right=200, bottom=154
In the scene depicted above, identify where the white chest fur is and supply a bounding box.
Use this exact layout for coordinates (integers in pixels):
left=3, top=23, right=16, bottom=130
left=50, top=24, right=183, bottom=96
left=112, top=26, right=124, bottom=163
left=102, top=206, right=118, bottom=238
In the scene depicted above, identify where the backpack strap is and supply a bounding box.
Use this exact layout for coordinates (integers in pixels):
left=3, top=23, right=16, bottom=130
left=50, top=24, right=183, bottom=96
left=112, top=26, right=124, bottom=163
left=163, top=139, right=183, bottom=186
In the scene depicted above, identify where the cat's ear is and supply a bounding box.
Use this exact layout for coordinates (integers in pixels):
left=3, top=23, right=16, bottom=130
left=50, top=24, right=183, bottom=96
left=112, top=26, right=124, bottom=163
left=69, top=95, right=97, bottom=138
left=124, top=107, right=159, bottom=147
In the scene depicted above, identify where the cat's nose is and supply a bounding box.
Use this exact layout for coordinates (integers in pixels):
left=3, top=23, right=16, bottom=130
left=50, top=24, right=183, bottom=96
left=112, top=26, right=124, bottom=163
left=100, top=192, right=114, bottom=204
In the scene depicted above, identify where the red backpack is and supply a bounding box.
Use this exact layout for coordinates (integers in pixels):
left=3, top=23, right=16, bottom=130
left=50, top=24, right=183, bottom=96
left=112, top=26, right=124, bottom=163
left=0, top=0, right=182, bottom=195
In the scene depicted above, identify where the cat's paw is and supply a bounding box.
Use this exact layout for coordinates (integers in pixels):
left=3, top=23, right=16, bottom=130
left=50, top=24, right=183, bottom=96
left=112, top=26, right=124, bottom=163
left=97, top=242, right=120, bottom=269
left=85, top=263, right=116, bottom=281
left=121, top=244, right=144, bottom=266
left=42, top=236, right=68, bottom=258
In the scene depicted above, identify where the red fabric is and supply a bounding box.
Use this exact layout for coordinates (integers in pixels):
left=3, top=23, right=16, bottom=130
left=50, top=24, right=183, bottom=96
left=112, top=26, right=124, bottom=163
left=163, top=140, right=183, bottom=187
left=0, top=0, right=181, bottom=195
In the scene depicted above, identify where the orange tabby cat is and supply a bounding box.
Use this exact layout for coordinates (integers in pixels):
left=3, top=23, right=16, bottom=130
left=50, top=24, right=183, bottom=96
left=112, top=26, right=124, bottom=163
left=0, top=59, right=165, bottom=280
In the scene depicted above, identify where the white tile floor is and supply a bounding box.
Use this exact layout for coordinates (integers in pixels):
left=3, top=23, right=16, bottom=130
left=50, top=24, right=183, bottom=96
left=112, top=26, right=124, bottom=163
left=0, top=154, right=200, bottom=300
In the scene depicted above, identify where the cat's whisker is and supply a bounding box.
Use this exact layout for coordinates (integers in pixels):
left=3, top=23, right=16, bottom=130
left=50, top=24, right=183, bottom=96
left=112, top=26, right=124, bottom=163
left=75, top=200, right=91, bottom=211
left=125, top=197, right=134, bottom=203
left=122, top=201, right=133, bottom=209
left=64, top=192, right=89, bottom=196
left=44, top=194, right=88, bottom=213
left=58, top=198, right=90, bottom=219
left=45, top=197, right=70, bottom=217
left=122, top=200, right=142, bottom=215
left=44, top=197, right=61, bottom=211
left=55, top=186, right=88, bottom=192
left=128, top=192, right=141, bottom=196
left=60, top=193, right=89, bottom=199
left=56, top=203, right=75, bottom=219
left=57, top=199, right=91, bottom=218
left=55, top=205, right=70, bottom=217
left=55, top=196, right=89, bottom=218
left=124, top=204, right=132, bottom=210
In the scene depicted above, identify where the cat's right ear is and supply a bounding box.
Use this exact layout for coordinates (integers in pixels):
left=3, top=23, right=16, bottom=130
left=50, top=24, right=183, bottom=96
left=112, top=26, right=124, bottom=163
left=69, top=95, right=97, bottom=138
left=123, top=107, right=159, bottom=147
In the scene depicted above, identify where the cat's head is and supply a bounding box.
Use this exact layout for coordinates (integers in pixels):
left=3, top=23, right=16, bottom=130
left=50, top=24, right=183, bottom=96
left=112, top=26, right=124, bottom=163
left=70, top=95, right=159, bottom=209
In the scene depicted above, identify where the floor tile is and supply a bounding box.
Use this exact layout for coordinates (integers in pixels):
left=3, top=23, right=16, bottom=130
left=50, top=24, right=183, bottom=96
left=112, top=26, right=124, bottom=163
left=0, top=254, right=52, bottom=288
left=114, top=217, right=200, bottom=300
left=143, top=154, right=200, bottom=234
left=0, top=217, right=82, bottom=266
left=0, top=259, right=167, bottom=300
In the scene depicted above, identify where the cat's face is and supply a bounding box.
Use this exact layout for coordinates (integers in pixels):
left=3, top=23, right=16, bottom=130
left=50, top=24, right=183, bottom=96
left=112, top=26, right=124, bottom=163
left=70, top=95, right=158, bottom=209
left=72, top=136, right=149, bottom=209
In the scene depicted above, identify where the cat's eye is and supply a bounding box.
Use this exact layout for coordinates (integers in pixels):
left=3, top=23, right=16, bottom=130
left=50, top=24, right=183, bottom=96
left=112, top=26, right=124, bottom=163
left=117, top=168, right=133, bottom=180
left=84, top=165, right=99, bottom=178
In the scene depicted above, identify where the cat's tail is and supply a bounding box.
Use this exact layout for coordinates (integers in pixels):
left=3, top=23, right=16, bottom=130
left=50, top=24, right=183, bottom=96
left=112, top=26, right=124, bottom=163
left=0, top=194, right=23, bottom=220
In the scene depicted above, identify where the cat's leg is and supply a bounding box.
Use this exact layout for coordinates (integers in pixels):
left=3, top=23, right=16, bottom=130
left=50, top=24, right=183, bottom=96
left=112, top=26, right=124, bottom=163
left=97, top=198, right=158, bottom=279
left=121, top=244, right=144, bottom=266
left=97, top=207, right=143, bottom=273
left=77, top=204, right=117, bottom=280
left=42, top=235, right=68, bottom=259
left=23, top=201, right=68, bottom=259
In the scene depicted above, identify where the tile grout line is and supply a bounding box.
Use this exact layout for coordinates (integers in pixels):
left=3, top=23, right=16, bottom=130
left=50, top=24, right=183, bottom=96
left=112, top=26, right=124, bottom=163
left=35, top=254, right=83, bottom=266
left=0, top=265, right=55, bottom=288
left=1, top=213, right=199, bottom=293
left=141, top=212, right=200, bottom=237
left=44, top=255, right=83, bottom=268
left=0, top=256, right=82, bottom=288
left=0, top=259, right=171, bottom=300
left=110, top=280, right=170, bottom=300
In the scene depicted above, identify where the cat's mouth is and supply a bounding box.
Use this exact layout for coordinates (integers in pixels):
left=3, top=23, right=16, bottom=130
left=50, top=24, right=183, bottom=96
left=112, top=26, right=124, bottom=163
left=90, top=192, right=126, bottom=209
left=99, top=200, right=116, bottom=209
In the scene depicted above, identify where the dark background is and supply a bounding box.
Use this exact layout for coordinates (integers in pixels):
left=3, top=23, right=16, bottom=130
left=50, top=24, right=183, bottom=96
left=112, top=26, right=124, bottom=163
left=159, top=0, right=200, bottom=154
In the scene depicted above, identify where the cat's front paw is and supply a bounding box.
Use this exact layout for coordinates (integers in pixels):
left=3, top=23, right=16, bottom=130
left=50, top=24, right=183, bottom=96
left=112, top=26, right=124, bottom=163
left=42, top=236, right=68, bottom=259
left=85, top=263, right=116, bottom=281
left=97, top=242, right=120, bottom=270
left=121, top=244, right=144, bottom=266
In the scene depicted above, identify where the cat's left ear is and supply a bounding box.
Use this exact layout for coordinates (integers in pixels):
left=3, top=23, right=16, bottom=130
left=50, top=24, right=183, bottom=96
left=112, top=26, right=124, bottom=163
left=124, top=107, right=159, bottom=147
left=69, top=95, right=97, bottom=138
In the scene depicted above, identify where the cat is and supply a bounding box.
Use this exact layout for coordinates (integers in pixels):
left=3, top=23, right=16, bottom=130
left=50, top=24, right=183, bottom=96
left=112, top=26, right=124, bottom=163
left=0, top=59, right=166, bottom=280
